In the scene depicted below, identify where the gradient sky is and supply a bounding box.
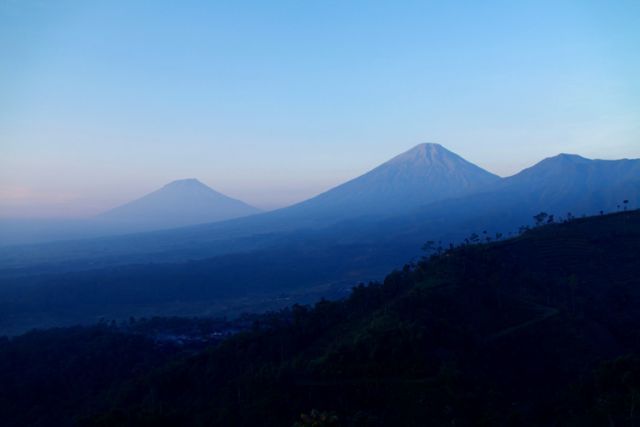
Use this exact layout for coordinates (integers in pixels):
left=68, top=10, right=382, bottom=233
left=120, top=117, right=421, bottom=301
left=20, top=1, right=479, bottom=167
left=1, top=0, right=639, bottom=216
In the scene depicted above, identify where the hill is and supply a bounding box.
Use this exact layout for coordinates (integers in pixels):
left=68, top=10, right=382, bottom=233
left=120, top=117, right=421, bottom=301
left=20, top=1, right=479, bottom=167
left=1, top=210, right=639, bottom=426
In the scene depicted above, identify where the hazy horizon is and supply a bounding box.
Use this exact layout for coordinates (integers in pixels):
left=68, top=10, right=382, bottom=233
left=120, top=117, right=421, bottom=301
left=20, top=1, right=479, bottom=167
left=1, top=143, right=638, bottom=219
left=2, top=1, right=639, bottom=217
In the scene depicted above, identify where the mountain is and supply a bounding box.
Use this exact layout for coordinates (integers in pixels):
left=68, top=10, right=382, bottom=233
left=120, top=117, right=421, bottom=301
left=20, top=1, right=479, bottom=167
left=0, top=179, right=261, bottom=246
left=286, top=143, right=500, bottom=219
left=497, top=153, right=640, bottom=214
left=96, top=178, right=261, bottom=231
left=2, top=210, right=640, bottom=426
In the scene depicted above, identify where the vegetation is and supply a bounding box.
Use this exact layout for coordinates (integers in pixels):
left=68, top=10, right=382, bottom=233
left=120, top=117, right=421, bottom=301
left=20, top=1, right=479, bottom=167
left=1, top=210, right=639, bottom=426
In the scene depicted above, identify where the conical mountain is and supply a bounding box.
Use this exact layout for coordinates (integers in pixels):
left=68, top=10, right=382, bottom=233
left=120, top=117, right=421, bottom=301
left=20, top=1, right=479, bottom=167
left=97, top=178, right=260, bottom=230
left=286, top=143, right=500, bottom=219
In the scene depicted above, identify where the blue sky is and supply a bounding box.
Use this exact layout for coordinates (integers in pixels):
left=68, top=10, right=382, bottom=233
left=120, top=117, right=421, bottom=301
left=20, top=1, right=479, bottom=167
left=1, top=0, right=639, bottom=215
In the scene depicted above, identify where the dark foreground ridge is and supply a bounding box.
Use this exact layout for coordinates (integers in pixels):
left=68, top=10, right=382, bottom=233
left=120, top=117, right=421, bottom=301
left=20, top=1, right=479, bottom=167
left=1, top=210, right=640, bottom=426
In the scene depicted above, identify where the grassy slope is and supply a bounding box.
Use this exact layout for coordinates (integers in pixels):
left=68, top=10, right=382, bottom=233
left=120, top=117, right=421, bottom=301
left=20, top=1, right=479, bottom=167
left=86, top=210, right=640, bottom=426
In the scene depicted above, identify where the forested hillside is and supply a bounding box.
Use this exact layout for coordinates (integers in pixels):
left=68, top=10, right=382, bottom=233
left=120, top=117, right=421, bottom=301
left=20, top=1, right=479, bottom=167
left=1, top=210, right=639, bottom=426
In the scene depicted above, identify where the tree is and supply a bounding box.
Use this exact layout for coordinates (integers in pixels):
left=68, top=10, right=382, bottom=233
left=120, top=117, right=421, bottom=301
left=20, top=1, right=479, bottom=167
left=422, top=240, right=436, bottom=254
left=533, top=212, right=548, bottom=226
left=294, top=410, right=339, bottom=427
left=567, top=274, right=578, bottom=314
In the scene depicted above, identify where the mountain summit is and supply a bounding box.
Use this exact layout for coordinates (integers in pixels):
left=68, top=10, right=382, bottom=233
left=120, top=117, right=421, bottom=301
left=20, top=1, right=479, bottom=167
left=288, top=143, right=499, bottom=218
left=162, top=178, right=212, bottom=190
left=387, top=142, right=477, bottom=167
left=97, top=178, right=260, bottom=230
left=382, top=143, right=500, bottom=185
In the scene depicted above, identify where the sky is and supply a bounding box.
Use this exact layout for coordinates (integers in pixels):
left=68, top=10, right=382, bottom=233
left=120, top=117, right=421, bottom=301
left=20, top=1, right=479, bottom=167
left=1, top=0, right=639, bottom=216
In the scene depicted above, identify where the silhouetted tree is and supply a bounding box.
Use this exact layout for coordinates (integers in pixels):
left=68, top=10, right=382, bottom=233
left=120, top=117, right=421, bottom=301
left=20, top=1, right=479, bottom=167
left=422, top=240, right=436, bottom=254
left=533, top=212, right=549, bottom=226
left=294, top=410, right=339, bottom=427
left=567, top=274, right=578, bottom=314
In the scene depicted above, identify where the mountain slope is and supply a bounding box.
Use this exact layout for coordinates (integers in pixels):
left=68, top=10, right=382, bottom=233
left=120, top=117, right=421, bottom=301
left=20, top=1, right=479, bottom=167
left=2, top=210, right=639, bottom=426
left=81, top=210, right=640, bottom=425
left=96, top=178, right=261, bottom=230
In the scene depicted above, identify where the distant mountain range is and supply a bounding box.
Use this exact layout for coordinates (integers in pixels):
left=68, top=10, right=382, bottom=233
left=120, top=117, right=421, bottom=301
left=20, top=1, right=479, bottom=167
left=2, top=143, right=637, bottom=248
left=1, top=143, right=638, bottom=259
left=0, top=143, right=638, bottom=334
